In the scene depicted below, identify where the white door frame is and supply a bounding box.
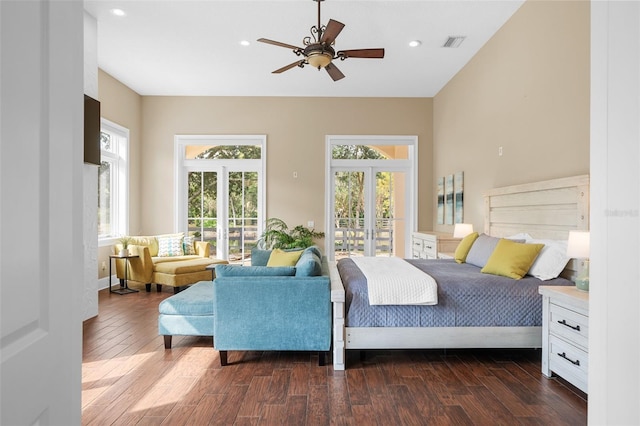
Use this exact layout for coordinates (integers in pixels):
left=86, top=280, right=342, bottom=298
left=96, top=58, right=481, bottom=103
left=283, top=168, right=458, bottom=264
left=174, top=135, right=266, bottom=260
left=325, top=135, right=418, bottom=260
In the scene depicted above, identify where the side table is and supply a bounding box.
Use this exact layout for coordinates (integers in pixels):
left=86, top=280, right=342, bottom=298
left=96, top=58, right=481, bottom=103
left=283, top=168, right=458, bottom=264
left=539, top=285, right=589, bottom=393
left=109, top=254, right=140, bottom=295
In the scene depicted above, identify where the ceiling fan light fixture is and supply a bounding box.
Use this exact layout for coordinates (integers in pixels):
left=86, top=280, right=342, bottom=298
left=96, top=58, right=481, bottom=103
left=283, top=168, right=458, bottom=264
left=307, top=51, right=332, bottom=69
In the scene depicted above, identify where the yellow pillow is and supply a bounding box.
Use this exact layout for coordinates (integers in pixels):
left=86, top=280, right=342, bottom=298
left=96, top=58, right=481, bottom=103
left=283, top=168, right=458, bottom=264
left=455, top=232, right=479, bottom=264
left=266, top=249, right=303, bottom=267
left=481, top=239, right=544, bottom=279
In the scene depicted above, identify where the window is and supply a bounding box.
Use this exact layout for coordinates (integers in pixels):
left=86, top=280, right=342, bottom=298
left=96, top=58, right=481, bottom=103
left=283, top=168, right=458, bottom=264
left=98, top=119, right=129, bottom=245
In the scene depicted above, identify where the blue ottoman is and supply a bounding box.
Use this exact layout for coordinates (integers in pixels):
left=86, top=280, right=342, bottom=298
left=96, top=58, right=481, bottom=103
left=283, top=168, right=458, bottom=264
left=158, top=280, right=214, bottom=349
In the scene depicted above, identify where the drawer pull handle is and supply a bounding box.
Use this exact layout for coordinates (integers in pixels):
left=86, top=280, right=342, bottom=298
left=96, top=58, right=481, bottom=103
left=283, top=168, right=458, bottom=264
left=425, top=245, right=433, bottom=249
left=557, top=352, right=580, bottom=366
left=557, top=319, right=580, bottom=331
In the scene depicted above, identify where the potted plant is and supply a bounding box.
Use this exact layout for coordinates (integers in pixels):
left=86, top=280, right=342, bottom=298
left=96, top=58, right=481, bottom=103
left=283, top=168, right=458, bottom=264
left=257, top=218, right=324, bottom=249
left=118, top=236, right=132, bottom=257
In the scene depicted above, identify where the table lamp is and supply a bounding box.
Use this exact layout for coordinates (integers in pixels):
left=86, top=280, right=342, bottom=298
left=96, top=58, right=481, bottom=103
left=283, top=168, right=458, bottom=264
left=567, top=230, right=590, bottom=291
left=453, top=223, right=474, bottom=238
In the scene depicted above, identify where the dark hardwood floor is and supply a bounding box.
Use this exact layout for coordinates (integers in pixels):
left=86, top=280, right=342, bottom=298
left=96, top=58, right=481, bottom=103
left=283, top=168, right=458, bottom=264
left=82, top=287, right=587, bottom=425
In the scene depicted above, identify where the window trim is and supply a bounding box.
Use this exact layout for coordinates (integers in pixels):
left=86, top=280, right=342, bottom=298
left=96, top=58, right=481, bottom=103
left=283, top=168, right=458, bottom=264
left=98, top=119, right=129, bottom=247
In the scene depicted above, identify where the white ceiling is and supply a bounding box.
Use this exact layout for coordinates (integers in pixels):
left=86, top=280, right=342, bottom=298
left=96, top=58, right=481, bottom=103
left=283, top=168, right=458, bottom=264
left=83, top=0, right=525, bottom=97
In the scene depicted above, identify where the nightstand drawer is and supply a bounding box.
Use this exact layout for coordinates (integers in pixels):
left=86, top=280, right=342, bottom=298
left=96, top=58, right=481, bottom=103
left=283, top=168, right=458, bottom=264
left=550, top=303, right=588, bottom=349
left=549, top=335, right=588, bottom=393
left=423, top=241, right=437, bottom=258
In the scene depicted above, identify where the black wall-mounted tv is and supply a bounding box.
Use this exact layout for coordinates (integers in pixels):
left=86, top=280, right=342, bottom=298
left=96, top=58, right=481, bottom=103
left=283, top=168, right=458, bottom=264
left=84, top=94, right=101, bottom=165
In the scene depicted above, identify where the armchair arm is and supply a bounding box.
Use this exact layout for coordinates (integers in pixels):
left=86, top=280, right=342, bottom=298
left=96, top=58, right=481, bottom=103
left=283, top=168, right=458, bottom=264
left=114, top=245, right=153, bottom=284
left=195, top=240, right=210, bottom=258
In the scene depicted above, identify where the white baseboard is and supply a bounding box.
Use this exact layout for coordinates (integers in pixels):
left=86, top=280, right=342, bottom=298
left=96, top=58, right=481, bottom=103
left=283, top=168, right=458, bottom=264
left=98, top=275, right=115, bottom=291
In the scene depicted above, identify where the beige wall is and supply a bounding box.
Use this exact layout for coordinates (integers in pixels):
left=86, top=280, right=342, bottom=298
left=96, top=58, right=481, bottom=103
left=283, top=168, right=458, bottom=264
left=140, top=97, right=433, bottom=244
left=97, top=70, right=143, bottom=278
left=433, top=0, right=590, bottom=235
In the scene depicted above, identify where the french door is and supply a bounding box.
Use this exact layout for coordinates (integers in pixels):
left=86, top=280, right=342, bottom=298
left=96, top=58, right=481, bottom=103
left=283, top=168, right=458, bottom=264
left=187, top=168, right=259, bottom=263
left=326, top=136, right=417, bottom=260
left=332, top=168, right=408, bottom=258
left=175, top=135, right=266, bottom=264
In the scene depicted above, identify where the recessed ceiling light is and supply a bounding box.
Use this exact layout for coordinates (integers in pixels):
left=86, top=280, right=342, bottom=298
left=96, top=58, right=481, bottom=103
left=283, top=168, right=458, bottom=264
left=111, top=8, right=126, bottom=17
left=408, top=40, right=422, bottom=48
left=240, top=40, right=250, bottom=47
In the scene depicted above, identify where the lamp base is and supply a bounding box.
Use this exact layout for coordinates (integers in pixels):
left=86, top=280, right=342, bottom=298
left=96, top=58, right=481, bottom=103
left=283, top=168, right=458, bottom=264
left=575, top=277, right=589, bottom=292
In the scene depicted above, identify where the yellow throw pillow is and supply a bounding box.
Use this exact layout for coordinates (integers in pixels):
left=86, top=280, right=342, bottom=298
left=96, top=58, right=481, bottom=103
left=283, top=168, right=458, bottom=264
left=266, top=249, right=303, bottom=267
left=481, top=239, right=544, bottom=279
left=455, top=232, right=479, bottom=264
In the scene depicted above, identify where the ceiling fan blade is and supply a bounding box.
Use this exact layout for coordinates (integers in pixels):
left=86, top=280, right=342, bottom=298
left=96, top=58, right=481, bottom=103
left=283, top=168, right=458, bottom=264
left=338, top=48, right=385, bottom=59
left=325, top=62, right=345, bottom=81
left=272, top=60, right=305, bottom=74
left=257, top=38, right=303, bottom=51
left=320, top=19, right=345, bottom=45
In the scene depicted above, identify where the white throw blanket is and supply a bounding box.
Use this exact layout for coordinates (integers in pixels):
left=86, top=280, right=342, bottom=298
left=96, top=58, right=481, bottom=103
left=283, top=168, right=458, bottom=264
left=351, top=257, right=438, bottom=306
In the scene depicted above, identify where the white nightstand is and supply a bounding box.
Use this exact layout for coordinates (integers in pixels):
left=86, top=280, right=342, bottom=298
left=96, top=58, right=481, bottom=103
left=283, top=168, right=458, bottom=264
left=411, top=231, right=461, bottom=260
left=539, top=286, right=589, bottom=393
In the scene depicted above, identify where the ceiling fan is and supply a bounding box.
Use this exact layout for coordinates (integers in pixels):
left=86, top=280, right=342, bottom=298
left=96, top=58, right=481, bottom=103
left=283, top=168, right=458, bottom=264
left=257, top=0, right=385, bottom=81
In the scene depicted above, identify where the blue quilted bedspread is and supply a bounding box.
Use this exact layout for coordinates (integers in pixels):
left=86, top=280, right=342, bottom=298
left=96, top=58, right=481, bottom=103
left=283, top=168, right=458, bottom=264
left=337, top=258, right=574, bottom=328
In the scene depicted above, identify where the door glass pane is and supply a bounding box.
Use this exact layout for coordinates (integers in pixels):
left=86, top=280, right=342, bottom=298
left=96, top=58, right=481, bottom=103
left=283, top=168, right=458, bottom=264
left=228, top=171, right=258, bottom=265
left=188, top=171, right=217, bottom=255
left=98, top=160, right=112, bottom=237
left=334, top=171, right=365, bottom=258
left=374, top=171, right=406, bottom=257
left=186, top=145, right=262, bottom=160
left=331, top=144, right=407, bottom=160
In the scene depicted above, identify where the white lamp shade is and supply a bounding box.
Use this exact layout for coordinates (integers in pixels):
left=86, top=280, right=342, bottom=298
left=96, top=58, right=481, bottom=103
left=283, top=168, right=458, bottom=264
left=567, top=230, right=590, bottom=258
left=453, top=223, right=474, bottom=238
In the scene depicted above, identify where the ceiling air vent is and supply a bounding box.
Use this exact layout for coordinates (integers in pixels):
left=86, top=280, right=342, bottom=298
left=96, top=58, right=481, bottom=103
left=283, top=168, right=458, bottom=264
left=443, top=36, right=466, bottom=48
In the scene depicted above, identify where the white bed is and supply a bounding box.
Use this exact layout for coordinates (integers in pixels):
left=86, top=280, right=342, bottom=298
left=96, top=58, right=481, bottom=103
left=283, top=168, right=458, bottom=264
left=329, top=174, right=590, bottom=370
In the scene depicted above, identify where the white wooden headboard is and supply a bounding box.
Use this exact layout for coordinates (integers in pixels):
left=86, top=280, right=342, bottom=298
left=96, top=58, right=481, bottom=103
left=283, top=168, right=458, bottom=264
left=484, top=175, right=590, bottom=239
left=483, top=175, right=590, bottom=280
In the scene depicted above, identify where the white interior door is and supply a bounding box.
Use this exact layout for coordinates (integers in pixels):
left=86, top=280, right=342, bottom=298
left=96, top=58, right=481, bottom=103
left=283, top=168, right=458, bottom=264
left=1, top=1, right=83, bottom=424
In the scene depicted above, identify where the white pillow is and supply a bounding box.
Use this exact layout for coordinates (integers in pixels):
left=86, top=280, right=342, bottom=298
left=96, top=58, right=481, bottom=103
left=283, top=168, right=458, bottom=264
left=526, top=238, right=570, bottom=280
left=506, top=232, right=533, bottom=241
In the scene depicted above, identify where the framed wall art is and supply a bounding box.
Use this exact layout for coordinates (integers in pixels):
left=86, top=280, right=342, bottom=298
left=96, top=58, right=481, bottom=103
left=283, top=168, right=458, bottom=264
left=445, top=174, right=454, bottom=225
left=454, top=171, right=464, bottom=223
left=437, top=177, right=445, bottom=225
